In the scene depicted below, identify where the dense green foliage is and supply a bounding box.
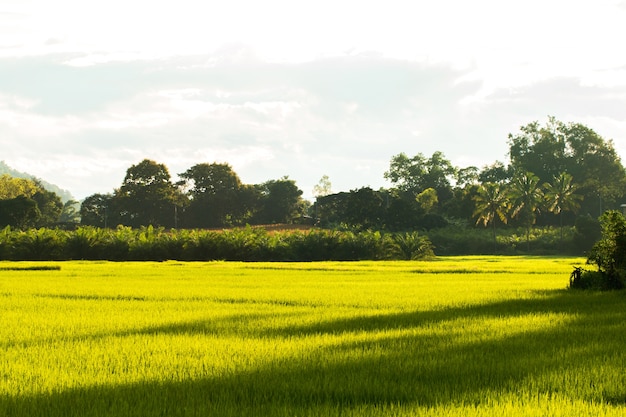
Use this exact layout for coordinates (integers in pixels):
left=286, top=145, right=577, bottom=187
left=0, top=226, right=435, bottom=261
left=73, top=118, right=626, bottom=235
left=0, top=175, right=64, bottom=229
left=80, top=161, right=308, bottom=230
left=2, top=118, right=625, bottom=256
left=0, top=221, right=600, bottom=261
left=4, top=258, right=626, bottom=416
left=572, top=210, right=626, bottom=290
left=0, top=161, right=74, bottom=202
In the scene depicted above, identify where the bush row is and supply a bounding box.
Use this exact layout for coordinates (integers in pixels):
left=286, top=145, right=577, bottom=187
left=427, top=224, right=585, bottom=256
left=0, top=226, right=434, bottom=262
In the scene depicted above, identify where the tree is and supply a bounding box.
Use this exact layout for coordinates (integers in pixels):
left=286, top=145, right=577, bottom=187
left=543, top=172, right=583, bottom=245
left=30, top=181, right=63, bottom=227
left=583, top=210, right=626, bottom=289
left=0, top=175, right=62, bottom=228
left=508, top=117, right=626, bottom=217
left=313, top=175, right=332, bottom=198
left=253, top=177, right=304, bottom=224
left=179, top=163, right=245, bottom=228
left=0, top=196, right=41, bottom=229
left=508, top=117, right=567, bottom=183
left=80, top=194, right=114, bottom=228
left=0, top=174, right=38, bottom=199
left=343, top=187, right=385, bottom=230
left=509, top=172, right=544, bottom=251
left=455, top=166, right=479, bottom=189
left=473, top=182, right=509, bottom=253
left=415, top=188, right=438, bottom=214
left=314, top=192, right=351, bottom=228
left=384, top=151, right=456, bottom=203
left=384, top=190, right=422, bottom=231
left=115, top=159, right=184, bottom=228
left=59, top=200, right=81, bottom=224
left=478, top=161, right=511, bottom=184
left=565, top=123, right=626, bottom=216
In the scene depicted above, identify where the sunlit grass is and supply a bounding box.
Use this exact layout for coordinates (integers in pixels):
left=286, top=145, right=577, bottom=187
left=2, top=257, right=626, bottom=416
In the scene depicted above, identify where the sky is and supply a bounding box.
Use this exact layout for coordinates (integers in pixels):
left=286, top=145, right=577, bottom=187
left=2, top=0, right=626, bottom=201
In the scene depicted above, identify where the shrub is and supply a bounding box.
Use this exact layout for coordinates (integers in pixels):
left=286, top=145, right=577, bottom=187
left=11, top=228, right=67, bottom=260
left=388, top=231, right=434, bottom=260
left=569, top=267, right=623, bottom=291
left=573, top=210, right=626, bottom=290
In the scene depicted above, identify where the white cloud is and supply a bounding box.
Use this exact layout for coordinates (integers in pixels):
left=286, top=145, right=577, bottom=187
left=2, top=0, right=626, bottom=201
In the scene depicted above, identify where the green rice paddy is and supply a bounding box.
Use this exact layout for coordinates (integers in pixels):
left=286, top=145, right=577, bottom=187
left=1, top=257, right=625, bottom=416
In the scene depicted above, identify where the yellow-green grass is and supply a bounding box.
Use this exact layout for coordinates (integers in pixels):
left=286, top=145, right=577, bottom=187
left=1, top=257, right=625, bottom=416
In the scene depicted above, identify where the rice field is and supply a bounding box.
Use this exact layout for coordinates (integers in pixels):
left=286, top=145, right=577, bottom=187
left=1, top=257, right=626, bottom=416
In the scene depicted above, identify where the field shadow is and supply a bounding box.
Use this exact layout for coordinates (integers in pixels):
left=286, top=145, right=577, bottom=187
left=3, top=290, right=626, bottom=416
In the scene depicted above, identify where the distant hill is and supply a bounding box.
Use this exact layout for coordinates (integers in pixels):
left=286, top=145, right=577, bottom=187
left=0, top=161, right=74, bottom=202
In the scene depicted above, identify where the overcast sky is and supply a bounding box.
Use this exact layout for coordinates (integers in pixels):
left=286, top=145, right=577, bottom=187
left=2, top=0, right=626, bottom=200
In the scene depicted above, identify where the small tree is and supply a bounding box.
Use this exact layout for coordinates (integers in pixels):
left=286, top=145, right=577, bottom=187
left=582, top=210, right=626, bottom=289
left=473, top=182, right=509, bottom=253
left=509, top=172, right=544, bottom=251
left=313, top=175, right=332, bottom=198
left=543, top=172, right=582, bottom=246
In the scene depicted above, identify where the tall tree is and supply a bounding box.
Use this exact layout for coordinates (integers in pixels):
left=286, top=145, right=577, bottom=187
left=30, top=181, right=63, bottom=227
left=473, top=182, right=509, bottom=253
left=0, top=195, right=41, bottom=229
left=509, top=172, right=544, bottom=251
left=179, top=163, right=245, bottom=228
left=59, top=200, right=81, bottom=224
left=253, top=177, right=304, bottom=224
left=543, top=172, right=583, bottom=245
left=313, top=175, right=332, bottom=198
left=80, top=194, right=114, bottom=228
left=115, top=159, right=184, bottom=228
left=478, top=161, right=511, bottom=184
left=0, top=176, right=62, bottom=228
left=343, top=187, right=385, bottom=230
left=508, top=117, right=567, bottom=183
left=455, top=166, right=479, bottom=189
left=508, top=117, right=626, bottom=217
left=385, top=151, right=456, bottom=203
left=0, top=174, right=39, bottom=199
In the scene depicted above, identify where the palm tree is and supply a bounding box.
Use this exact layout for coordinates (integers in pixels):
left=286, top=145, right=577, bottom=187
left=544, top=172, right=583, bottom=246
left=473, top=182, right=509, bottom=253
left=510, top=172, right=544, bottom=251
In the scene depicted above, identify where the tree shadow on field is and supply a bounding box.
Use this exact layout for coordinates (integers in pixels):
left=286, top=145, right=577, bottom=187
left=2, top=290, right=626, bottom=417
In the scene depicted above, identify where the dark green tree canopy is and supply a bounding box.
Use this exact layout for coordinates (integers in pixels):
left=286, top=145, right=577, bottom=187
left=254, top=177, right=304, bottom=224
left=343, top=187, right=385, bottom=230
left=0, top=175, right=62, bottom=229
left=32, top=185, right=63, bottom=227
left=80, top=193, right=114, bottom=228
left=478, top=161, right=511, bottom=184
left=179, top=163, right=246, bottom=228
left=385, top=151, right=456, bottom=195
left=115, top=159, right=183, bottom=228
left=179, top=163, right=242, bottom=198
left=508, top=117, right=626, bottom=215
left=0, top=195, right=41, bottom=229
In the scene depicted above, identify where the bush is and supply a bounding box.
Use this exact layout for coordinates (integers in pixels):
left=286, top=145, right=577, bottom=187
left=388, top=231, right=434, bottom=260
left=570, top=267, right=624, bottom=291
left=10, top=228, right=67, bottom=260
left=572, top=210, right=626, bottom=291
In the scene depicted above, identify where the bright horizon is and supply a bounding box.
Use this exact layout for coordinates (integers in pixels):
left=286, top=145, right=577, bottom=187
left=2, top=0, right=626, bottom=200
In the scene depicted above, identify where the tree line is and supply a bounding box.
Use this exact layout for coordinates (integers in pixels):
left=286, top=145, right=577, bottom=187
left=79, top=160, right=308, bottom=229
left=1, top=117, right=625, bottom=256
left=318, top=118, right=625, bottom=247
left=0, top=175, right=79, bottom=229
left=0, top=227, right=434, bottom=261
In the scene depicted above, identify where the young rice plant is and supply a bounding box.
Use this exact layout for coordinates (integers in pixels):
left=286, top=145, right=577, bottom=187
left=1, top=257, right=625, bottom=416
